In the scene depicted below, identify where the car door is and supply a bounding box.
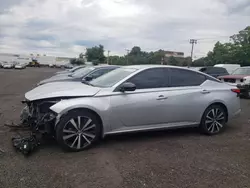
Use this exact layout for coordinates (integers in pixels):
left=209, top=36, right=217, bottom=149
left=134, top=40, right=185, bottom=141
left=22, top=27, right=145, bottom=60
left=158, top=68, right=209, bottom=124
left=110, top=68, right=171, bottom=127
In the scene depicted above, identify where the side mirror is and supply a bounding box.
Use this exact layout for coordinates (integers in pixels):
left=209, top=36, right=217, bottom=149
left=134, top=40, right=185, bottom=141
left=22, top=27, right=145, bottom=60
left=119, top=82, right=136, bottom=92
left=84, top=76, right=93, bottom=81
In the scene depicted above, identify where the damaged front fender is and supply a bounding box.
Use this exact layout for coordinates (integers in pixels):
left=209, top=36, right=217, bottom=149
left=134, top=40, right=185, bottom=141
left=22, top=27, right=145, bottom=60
left=50, top=97, right=110, bottom=132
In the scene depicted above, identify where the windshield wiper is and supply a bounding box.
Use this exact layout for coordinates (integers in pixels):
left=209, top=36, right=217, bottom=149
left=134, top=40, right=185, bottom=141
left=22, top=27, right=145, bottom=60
left=81, top=80, right=94, bottom=86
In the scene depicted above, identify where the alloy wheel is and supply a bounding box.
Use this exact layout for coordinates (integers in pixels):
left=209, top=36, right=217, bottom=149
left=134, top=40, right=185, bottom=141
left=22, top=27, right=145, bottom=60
left=62, top=116, right=96, bottom=149
left=205, top=108, right=225, bottom=134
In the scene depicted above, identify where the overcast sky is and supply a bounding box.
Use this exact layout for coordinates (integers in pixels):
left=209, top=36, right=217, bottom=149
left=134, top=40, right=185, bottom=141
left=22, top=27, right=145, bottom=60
left=0, top=0, right=249, bottom=58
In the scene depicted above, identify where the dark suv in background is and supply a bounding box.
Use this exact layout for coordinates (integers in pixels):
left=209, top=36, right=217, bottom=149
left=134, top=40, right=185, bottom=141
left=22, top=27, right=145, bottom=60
left=199, top=67, right=229, bottom=78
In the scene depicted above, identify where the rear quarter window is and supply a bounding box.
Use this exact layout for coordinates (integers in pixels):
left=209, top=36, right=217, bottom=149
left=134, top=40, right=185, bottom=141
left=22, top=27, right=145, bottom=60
left=169, top=68, right=206, bottom=87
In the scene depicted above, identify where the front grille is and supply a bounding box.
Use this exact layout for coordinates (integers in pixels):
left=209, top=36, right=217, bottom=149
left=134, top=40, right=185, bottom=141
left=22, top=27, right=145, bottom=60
left=224, top=78, right=236, bottom=83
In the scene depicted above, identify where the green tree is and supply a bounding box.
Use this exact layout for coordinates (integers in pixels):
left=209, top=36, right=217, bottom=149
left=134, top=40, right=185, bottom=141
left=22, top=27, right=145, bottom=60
left=70, top=57, right=85, bottom=65
left=195, top=26, right=250, bottom=67
left=167, top=56, right=178, bottom=65
left=129, top=46, right=142, bottom=56
left=85, top=45, right=106, bottom=64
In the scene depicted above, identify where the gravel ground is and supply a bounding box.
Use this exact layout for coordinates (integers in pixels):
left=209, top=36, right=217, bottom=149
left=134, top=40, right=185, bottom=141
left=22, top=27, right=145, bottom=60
left=0, top=67, right=249, bottom=188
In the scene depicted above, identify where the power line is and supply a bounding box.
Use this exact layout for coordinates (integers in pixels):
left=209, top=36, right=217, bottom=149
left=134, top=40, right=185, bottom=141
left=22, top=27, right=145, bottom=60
left=189, top=39, right=197, bottom=67
left=107, top=50, right=110, bottom=64
left=125, top=49, right=130, bottom=65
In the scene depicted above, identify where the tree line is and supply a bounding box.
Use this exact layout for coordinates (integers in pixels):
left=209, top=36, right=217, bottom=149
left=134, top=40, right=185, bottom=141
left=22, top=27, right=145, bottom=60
left=71, top=26, right=250, bottom=67
left=193, top=26, right=250, bottom=67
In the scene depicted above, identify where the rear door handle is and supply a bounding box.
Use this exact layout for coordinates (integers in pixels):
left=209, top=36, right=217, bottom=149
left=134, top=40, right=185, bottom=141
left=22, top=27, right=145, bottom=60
left=157, top=95, right=168, bottom=100
left=201, top=90, right=210, bottom=94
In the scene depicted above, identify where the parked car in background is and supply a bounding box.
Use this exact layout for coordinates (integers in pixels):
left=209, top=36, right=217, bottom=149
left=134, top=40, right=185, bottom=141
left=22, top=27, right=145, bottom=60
left=198, top=67, right=229, bottom=78
left=49, top=64, right=55, bottom=68
left=15, top=63, right=27, bottom=69
left=23, top=65, right=241, bottom=152
left=37, top=65, right=120, bottom=85
left=63, top=63, right=74, bottom=69
left=28, top=59, right=40, bottom=67
left=2, top=61, right=16, bottom=69
left=214, top=64, right=240, bottom=74
left=218, top=67, right=250, bottom=98
left=0, top=61, right=4, bottom=68
left=55, top=65, right=86, bottom=75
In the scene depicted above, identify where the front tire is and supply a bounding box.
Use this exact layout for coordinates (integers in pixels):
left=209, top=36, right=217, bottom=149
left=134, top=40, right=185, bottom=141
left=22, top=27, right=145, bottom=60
left=200, top=105, right=227, bottom=135
left=56, top=110, right=102, bottom=152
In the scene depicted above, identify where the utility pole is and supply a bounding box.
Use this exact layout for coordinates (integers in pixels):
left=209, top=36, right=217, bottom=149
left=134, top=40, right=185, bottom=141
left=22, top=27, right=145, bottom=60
left=189, top=39, right=197, bottom=67
left=107, top=50, right=110, bottom=65
left=125, top=49, right=130, bottom=65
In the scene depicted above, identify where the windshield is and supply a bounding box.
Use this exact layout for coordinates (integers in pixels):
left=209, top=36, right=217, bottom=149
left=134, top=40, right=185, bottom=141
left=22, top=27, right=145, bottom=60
left=89, top=67, right=137, bottom=87
left=71, top=67, right=95, bottom=78
left=70, top=66, right=84, bottom=72
left=232, top=68, right=250, bottom=75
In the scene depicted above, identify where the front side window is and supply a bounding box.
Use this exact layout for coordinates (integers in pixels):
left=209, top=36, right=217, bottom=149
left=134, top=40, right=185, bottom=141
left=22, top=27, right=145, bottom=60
left=170, top=68, right=206, bottom=87
left=127, top=68, right=169, bottom=89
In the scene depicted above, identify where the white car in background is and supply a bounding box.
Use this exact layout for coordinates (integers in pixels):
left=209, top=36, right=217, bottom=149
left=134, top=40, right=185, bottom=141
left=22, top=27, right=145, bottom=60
left=2, top=61, right=15, bottom=69
left=214, top=64, right=240, bottom=74
left=15, top=63, right=27, bottom=69
left=0, top=61, right=5, bottom=68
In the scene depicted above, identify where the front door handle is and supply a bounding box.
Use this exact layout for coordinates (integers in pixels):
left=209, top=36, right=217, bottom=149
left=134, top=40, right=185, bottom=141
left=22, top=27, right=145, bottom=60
left=157, top=95, right=168, bottom=100
left=201, top=90, right=210, bottom=94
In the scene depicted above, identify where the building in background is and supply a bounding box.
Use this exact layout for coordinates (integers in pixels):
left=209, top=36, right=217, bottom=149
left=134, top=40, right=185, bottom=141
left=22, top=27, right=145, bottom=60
left=0, top=53, right=72, bottom=66
left=164, top=51, right=184, bottom=58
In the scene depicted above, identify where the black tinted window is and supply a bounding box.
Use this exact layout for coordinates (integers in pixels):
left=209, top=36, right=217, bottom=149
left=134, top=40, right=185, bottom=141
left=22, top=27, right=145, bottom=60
left=170, top=68, right=206, bottom=87
left=128, top=68, right=169, bottom=89
left=207, top=67, right=227, bottom=74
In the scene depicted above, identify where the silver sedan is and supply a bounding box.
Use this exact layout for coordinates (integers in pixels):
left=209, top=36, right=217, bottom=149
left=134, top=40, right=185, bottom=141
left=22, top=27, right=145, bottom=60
left=24, top=65, right=241, bottom=151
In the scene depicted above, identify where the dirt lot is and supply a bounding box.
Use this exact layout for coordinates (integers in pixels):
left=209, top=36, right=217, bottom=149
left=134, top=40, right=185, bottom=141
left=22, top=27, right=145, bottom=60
left=0, top=67, right=249, bottom=188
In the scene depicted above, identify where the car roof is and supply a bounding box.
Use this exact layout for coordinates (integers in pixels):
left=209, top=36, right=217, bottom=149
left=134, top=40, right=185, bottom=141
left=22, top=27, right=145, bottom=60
left=92, top=65, right=120, bottom=69
left=123, top=64, right=192, bottom=70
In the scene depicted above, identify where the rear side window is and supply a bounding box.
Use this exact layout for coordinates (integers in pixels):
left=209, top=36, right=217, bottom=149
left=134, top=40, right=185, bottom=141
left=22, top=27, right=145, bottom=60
left=127, top=68, right=169, bottom=89
left=169, top=68, right=206, bottom=87
left=208, top=67, right=227, bottom=74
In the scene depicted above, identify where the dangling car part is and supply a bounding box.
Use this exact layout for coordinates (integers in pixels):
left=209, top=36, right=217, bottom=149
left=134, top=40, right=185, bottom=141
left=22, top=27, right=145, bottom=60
left=7, top=99, right=61, bottom=155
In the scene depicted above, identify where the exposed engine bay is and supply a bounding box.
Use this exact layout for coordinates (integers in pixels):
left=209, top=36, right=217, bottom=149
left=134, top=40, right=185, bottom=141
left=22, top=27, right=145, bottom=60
left=7, top=97, right=76, bottom=155
left=20, top=99, right=58, bottom=133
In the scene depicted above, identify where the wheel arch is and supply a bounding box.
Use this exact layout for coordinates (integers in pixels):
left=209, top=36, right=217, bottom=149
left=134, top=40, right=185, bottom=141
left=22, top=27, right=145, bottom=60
left=56, top=107, right=105, bottom=137
left=203, top=102, right=228, bottom=122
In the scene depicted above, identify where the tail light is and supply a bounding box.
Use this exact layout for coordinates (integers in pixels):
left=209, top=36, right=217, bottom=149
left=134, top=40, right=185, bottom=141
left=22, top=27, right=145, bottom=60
left=231, top=88, right=240, bottom=94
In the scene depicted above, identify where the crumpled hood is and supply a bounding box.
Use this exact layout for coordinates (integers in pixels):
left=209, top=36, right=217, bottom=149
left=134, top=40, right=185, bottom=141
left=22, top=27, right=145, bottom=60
left=38, top=74, right=74, bottom=85
left=25, top=82, right=101, bottom=101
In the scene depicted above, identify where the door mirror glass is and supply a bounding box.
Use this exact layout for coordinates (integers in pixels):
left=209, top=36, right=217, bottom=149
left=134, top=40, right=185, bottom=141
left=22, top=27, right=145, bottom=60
left=119, top=82, right=136, bottom=92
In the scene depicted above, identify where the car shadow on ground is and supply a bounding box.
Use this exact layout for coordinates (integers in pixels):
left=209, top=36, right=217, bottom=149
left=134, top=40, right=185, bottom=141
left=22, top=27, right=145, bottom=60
left=27, top=125, right=238, bottom=155
left=101, top=127, right=199, bottom=145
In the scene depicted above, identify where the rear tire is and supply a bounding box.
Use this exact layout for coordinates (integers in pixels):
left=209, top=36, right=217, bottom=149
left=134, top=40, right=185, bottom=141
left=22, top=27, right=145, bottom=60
left=56, top=110, right=102, bottom=152
left=199, top=105, right=227, bottom=135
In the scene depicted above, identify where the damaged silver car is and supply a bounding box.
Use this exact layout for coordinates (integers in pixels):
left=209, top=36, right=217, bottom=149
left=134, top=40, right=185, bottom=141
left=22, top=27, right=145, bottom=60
left=18, top=65, right=241, bottom=153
